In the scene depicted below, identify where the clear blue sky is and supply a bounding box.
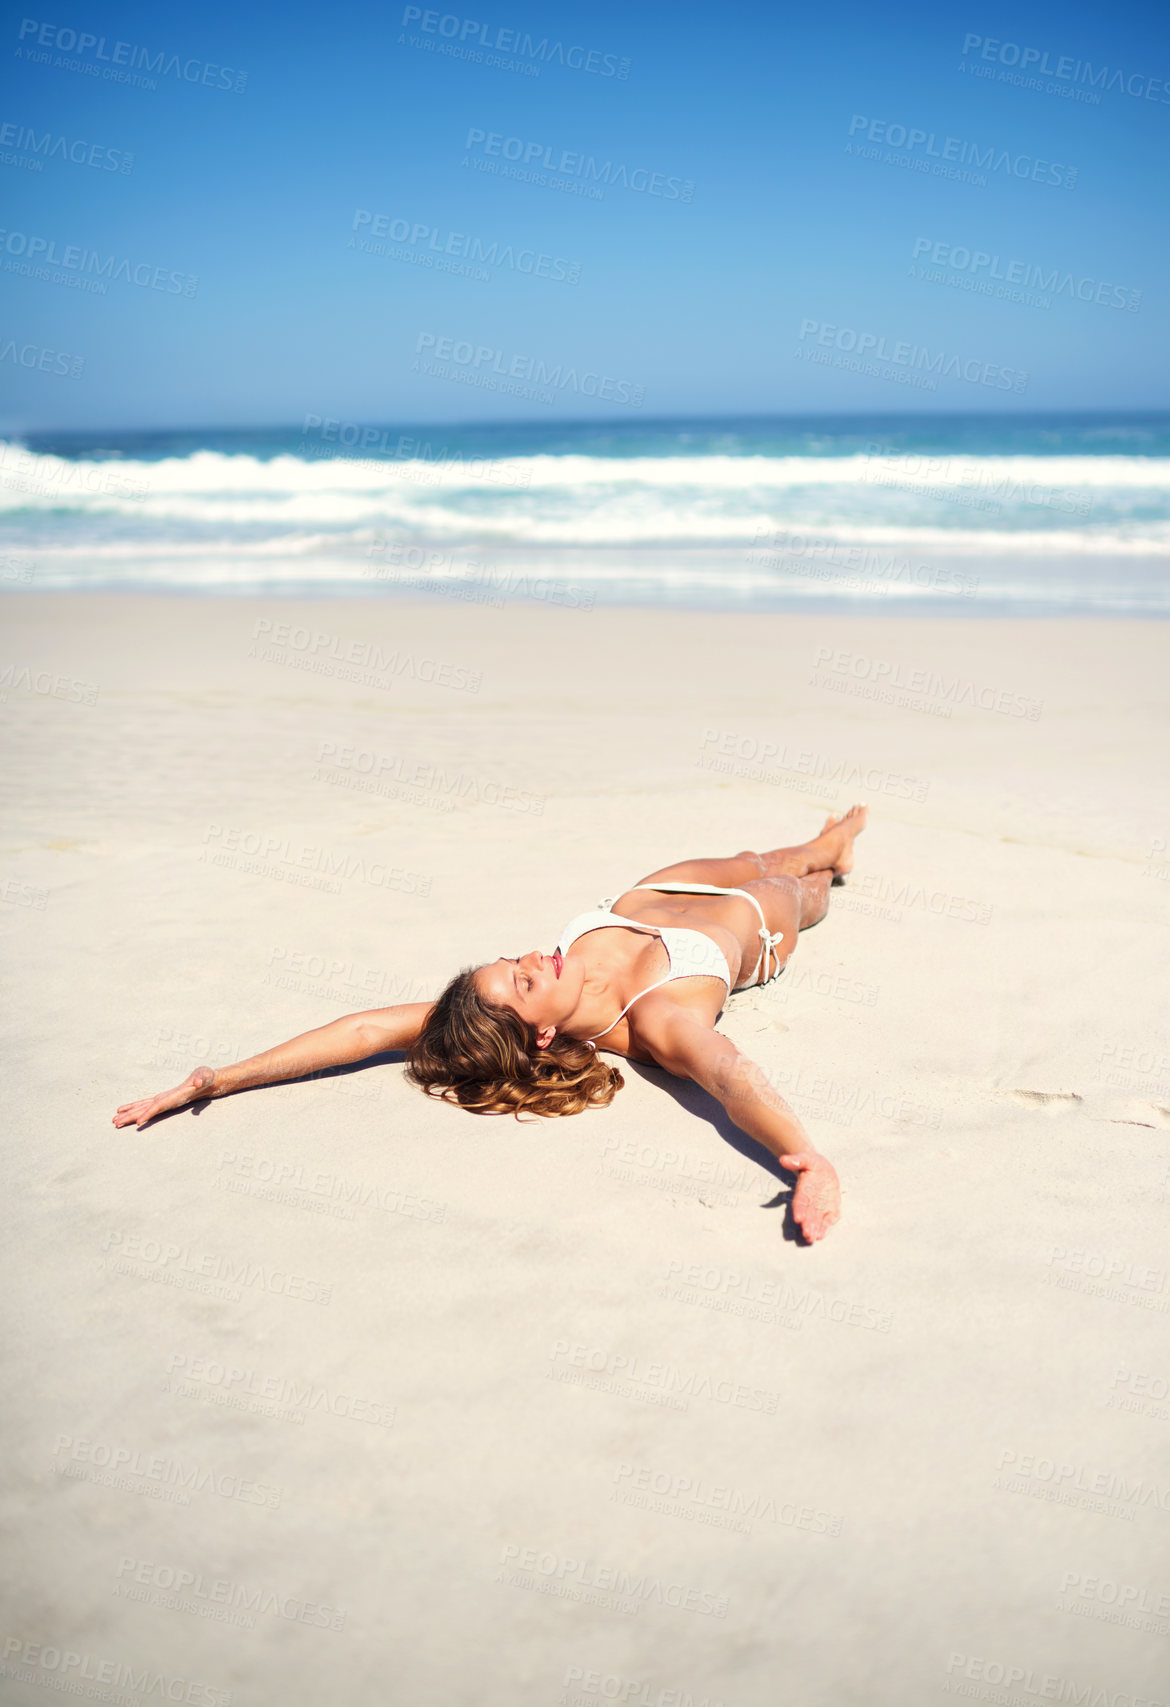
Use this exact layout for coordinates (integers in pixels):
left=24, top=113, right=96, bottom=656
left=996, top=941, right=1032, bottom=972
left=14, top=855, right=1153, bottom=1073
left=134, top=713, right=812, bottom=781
left=2, top=0, right=1167, bottom=429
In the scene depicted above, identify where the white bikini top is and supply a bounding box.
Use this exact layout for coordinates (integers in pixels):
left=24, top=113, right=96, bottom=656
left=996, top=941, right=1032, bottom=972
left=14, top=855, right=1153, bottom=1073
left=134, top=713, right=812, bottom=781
left=556, top=898, right=733, bottom=1041
left=555, top=882, right=785, bottom=1043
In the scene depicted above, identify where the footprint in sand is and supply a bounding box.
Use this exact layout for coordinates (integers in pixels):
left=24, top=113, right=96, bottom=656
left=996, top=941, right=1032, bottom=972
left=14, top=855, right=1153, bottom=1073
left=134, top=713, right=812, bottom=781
left=1009, top=1090, right=1084, bottom=1112
left=1106, top=1102, right=1170, bottom=1130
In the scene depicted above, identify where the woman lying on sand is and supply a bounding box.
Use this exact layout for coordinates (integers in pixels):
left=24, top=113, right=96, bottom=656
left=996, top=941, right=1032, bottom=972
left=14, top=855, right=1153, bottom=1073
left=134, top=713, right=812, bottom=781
left=114, top=808, right=868, bottom=1243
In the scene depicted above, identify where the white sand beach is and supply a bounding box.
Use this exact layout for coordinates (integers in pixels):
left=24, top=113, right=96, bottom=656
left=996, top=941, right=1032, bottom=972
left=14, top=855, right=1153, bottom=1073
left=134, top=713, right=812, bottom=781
left=2, top=594, right=1168, bottom=1706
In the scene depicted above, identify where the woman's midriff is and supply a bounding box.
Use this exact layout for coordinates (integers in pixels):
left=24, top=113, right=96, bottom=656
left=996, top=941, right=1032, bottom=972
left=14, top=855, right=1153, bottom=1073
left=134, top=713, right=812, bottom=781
left=609, top=887, right=758, bottom=990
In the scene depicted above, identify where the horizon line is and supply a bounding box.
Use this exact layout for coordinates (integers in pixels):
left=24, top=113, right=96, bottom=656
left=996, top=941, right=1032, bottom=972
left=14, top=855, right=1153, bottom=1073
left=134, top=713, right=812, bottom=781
left=5, top=406, right=1170, bottom=443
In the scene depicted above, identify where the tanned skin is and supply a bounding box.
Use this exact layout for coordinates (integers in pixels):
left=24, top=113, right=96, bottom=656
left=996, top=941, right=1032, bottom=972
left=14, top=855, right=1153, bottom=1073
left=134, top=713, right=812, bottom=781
left=115, top=809, right=868, bottom=1243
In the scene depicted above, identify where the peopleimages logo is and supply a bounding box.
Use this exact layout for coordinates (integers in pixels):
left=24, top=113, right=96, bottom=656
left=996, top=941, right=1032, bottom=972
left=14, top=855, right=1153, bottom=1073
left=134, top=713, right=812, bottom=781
left=415, top=332, right=643, bottom=406
left=911, top=237, right=1141, bottom=311
left=15, top=18, right=248, bottom=92
left=497, top=1543, right=728, bottom=1618
left=945, top=1652, right=1167, bottom=1706
left=798, top=317, right=1028, bottom=393
left=812, top=645, right=1043, bottom=720
left=0, top=337, right=84, bottom=378
left=0, top=120, right=134, bottom=173
left=463, top=128, right=693, bottom=200
left=846, top=114, right=1078, bottom=188
left=0, top=228, right=197, bottom=295
left=1, top=1636, right=230, bottom=1706
left=115, top=1554, right=348, bottom=1632
left=351, top=211, right=580, bottom=283
left=961, top=33, right=1170, bottom=104
left=399, top=8, right=630, bottom=78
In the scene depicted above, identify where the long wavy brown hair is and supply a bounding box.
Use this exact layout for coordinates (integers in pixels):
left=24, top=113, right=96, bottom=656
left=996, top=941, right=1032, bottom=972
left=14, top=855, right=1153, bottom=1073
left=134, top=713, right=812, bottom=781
left=406, top=967, right=624, bottom=1118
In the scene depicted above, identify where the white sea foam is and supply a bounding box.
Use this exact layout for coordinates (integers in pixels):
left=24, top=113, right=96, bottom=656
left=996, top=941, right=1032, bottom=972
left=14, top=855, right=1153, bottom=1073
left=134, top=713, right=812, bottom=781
left=4, top=446, right=1170, bottom=499
left=2, top=443, right=1168, bottom=603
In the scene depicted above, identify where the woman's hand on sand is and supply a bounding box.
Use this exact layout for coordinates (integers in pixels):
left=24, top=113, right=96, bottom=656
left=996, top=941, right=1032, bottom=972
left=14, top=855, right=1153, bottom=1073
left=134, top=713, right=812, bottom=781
left=113, top=1066, right=215, bottom=1129
left=777, top=1153, right=841, bottom=1242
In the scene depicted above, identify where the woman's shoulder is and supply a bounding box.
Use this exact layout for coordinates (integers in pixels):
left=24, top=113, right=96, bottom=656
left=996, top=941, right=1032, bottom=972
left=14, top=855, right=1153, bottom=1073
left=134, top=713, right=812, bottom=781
left=624, top=985, right=724, bottom=1058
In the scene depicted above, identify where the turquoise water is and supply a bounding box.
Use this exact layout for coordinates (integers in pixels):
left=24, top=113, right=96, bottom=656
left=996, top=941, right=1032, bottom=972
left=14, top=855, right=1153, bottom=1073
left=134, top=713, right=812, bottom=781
left=3, top=414, right=1168, bottom=613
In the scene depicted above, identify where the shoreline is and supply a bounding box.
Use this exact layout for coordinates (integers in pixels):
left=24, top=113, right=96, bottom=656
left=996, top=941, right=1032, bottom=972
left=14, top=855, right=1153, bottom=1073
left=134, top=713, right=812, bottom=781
left=1, top=581, right=1165, bottom=618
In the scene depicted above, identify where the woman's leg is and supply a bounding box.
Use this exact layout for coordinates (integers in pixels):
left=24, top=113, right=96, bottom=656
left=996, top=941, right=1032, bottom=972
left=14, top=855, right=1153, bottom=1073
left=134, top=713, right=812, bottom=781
left=628, top=809, right=859, bottom=990
left=726, top=870, right=832, bottom=986
left=636, top=805, right=866, bottom=889
left=742, top=872, right=832, bottom=936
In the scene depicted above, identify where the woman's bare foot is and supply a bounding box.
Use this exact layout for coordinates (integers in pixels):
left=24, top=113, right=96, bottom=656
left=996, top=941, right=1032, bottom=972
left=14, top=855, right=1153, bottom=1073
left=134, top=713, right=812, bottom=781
left=813, top=804, right=868, bottom=877
left=113, top=1065, right=215, bottom=1130
left=762, top=806, right=867, bottom=880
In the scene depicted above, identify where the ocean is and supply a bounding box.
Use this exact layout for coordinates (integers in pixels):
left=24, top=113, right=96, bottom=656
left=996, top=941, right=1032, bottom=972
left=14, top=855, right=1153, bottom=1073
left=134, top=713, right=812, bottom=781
left=2, top=414, right=1167, bottom=614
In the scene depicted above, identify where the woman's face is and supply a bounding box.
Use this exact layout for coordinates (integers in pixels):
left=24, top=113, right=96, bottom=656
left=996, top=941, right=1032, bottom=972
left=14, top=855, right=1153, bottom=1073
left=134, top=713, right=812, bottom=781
left=474, top=949, right=581, bottom=1045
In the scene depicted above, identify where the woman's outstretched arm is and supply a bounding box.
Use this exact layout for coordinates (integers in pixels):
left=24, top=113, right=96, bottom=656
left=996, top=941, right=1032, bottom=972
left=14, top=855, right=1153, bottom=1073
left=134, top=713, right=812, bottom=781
left=634, top=1003, right=841, bottom=1242
left=112, top=1002, right=434, bottom=1130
